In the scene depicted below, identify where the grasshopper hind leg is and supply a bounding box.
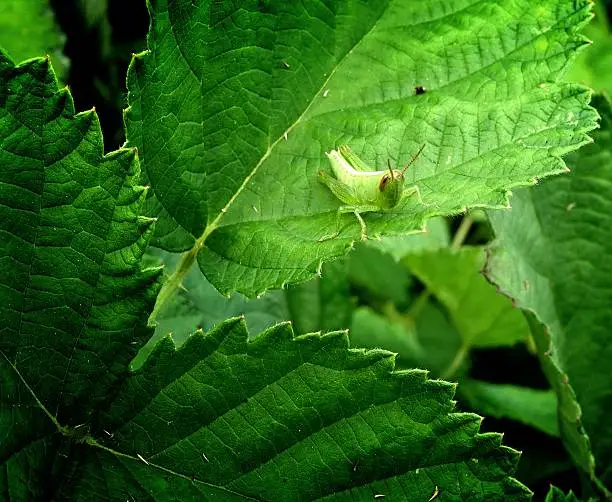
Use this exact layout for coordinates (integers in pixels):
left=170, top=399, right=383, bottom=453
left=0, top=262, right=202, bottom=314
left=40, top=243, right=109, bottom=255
left=317, top=168, right=378, bottom=242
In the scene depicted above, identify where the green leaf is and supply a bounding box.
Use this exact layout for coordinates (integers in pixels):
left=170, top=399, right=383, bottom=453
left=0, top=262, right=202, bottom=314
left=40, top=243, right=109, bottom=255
left=134, top=248, right=290, bottom=368
left=126, top=0, right=598, bottom=298
left=76, top=0, right=109, bottom=28
left=79, top=318, right=528, bottom=500
left=0, top=52, right=160, bottom=497
left=366, top=216, right=450, bottom=262
left=349, top=243, right=411, bottom=304
left=404, top=247, right=530, bottom=350
left=523, top=313, right=596, bottom=493
left=0, top=0, right=68, bottom=79
left=350, top=307, right=425, bottom=369
left=413, top=301, right=464, bottom=378
left=459, top=380, right=559, bottom=437
left=286, top=258, right=354, bottom=335
left=349, top=301, right=465, bottom=378
left=545, top=486, right=581, bottom=502
left=486, top=95, right=612, bottom=493
left=0, top=51, right=529, bottom=499
left=517, top=447, right=573, bottom=489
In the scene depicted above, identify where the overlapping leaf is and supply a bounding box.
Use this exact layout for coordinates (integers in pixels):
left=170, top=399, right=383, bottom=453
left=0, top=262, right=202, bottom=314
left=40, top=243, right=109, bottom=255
left=135, top=248, right=290, bottom=368
left=286, top=258, right=353, bottom=335
left=566, top=0, right=612, bottom=97
left=460, top=380, right=559, bottom=438
left=404, top=247, right=530, bottom=350
left=81, top=318, right=529, bottom=501
left=126, top=0, right=598, bottom=297
left=545, top=486, right=581, bottom=502
left=350, top=307, right=425, bottom=369
left=349, top=244, right=411, bottom=304
left=486, top=96, right=612, bottom=494
left=0, top=50, right=160, bottom=498
left=366, top=216, right=450, bottom=262
left=0, top=50, right=530, bottom=500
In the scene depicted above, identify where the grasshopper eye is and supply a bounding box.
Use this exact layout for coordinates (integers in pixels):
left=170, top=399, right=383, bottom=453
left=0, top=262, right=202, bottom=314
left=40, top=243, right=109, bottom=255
left=379, top=174, right=391, bottom=191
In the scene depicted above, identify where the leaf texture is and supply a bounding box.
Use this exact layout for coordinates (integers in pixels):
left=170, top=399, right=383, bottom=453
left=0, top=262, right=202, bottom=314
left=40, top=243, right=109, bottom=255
left=82, top=318, right=530, bottom=501
left=486, top=95, right=612, bottom=494
left=0, top=51, right=160, bottom=499
left=0, top=49, right=530, bottom=500
left=126, top=0, right=598, bottom=296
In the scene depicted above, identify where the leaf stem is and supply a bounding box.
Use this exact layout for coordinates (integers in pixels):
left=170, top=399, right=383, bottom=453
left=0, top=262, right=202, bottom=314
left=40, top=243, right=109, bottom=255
left=406, top=215, right=474, bottom=323
left=149, top=237, right=204, bottom=324
left=393, top=215, right=474, bottom=378
left=406, top=289, right=431, bottom=321
left=437, top=215, right=475, bottom=379
left=451, top=215, right=474, bottom=250
left=440, top=343, right=469, bottom=380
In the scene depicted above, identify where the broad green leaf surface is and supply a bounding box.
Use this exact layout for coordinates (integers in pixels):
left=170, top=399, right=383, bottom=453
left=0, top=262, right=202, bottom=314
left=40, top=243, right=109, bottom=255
left=459, top=380, right=559, bottom=437
left=0, top=52, right=160, bottom=498
left=0, top=0, right=68, bottom=80
left=126, top=0, right=598, bottom=297
left=286, top=258, right=354, bottom=335
left=486, top=95, right=612, bottom=493
left=84, top=318, right=529, bottom=501
left=403, top=247, right=530, bottom=350
left=366, top=216, right=450, bottom=262
left=0, top=49, right=530, bottom=500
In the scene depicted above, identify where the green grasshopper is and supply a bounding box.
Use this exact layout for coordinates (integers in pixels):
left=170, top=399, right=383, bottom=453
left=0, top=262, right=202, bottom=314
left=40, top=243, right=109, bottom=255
left=318, top=144, right=425, bottom=241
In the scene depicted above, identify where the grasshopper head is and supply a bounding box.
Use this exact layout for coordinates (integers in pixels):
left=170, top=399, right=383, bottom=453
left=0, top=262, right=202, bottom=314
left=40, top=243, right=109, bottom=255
left=378, top=168, right=404, bottom=209
left=378, top=145, right=425, bottom=209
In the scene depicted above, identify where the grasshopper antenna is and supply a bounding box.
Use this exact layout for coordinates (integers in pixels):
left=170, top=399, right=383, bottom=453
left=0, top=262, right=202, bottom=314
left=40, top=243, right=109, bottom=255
left=402, top=143, right=426, bottom=174
left=387, top=159, right=394, bottom=180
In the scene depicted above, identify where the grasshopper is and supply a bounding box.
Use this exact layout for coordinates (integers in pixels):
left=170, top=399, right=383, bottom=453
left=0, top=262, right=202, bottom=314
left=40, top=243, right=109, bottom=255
left=318, top=144, right=425, bottom=241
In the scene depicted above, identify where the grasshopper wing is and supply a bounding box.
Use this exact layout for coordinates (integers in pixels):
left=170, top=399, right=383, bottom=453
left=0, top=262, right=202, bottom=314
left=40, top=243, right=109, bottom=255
left=318, top=169, right=361, bottom=206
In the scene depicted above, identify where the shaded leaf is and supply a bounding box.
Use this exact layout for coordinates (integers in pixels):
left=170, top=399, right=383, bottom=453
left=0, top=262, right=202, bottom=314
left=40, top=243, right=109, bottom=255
left=566, top=0, right=612, bottom=97
left=486, top=95, right=612, bottom=493
left=404, top=247, right=529, bottom=349
left=516, top=448, right=573, bottom=490
left=134, top=249, right=289, bottom=368
left=460, top=380, right=559, bottom=437
left=0, top=51, right=529, bottom=499
left=413, top=301, right=464, bottom=378
left=0, top=51, right=160, bottom=497
left=366, top=216, right=450, bottom=262
left=286, top=258, right=354, bottom=335
left=545, top=486, right=581, bottom=502
left=349, top=244, right=411, bottom=304
left=350, top=307, right=425, bottom=369
left=85, top=318, right=530, bottom=501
